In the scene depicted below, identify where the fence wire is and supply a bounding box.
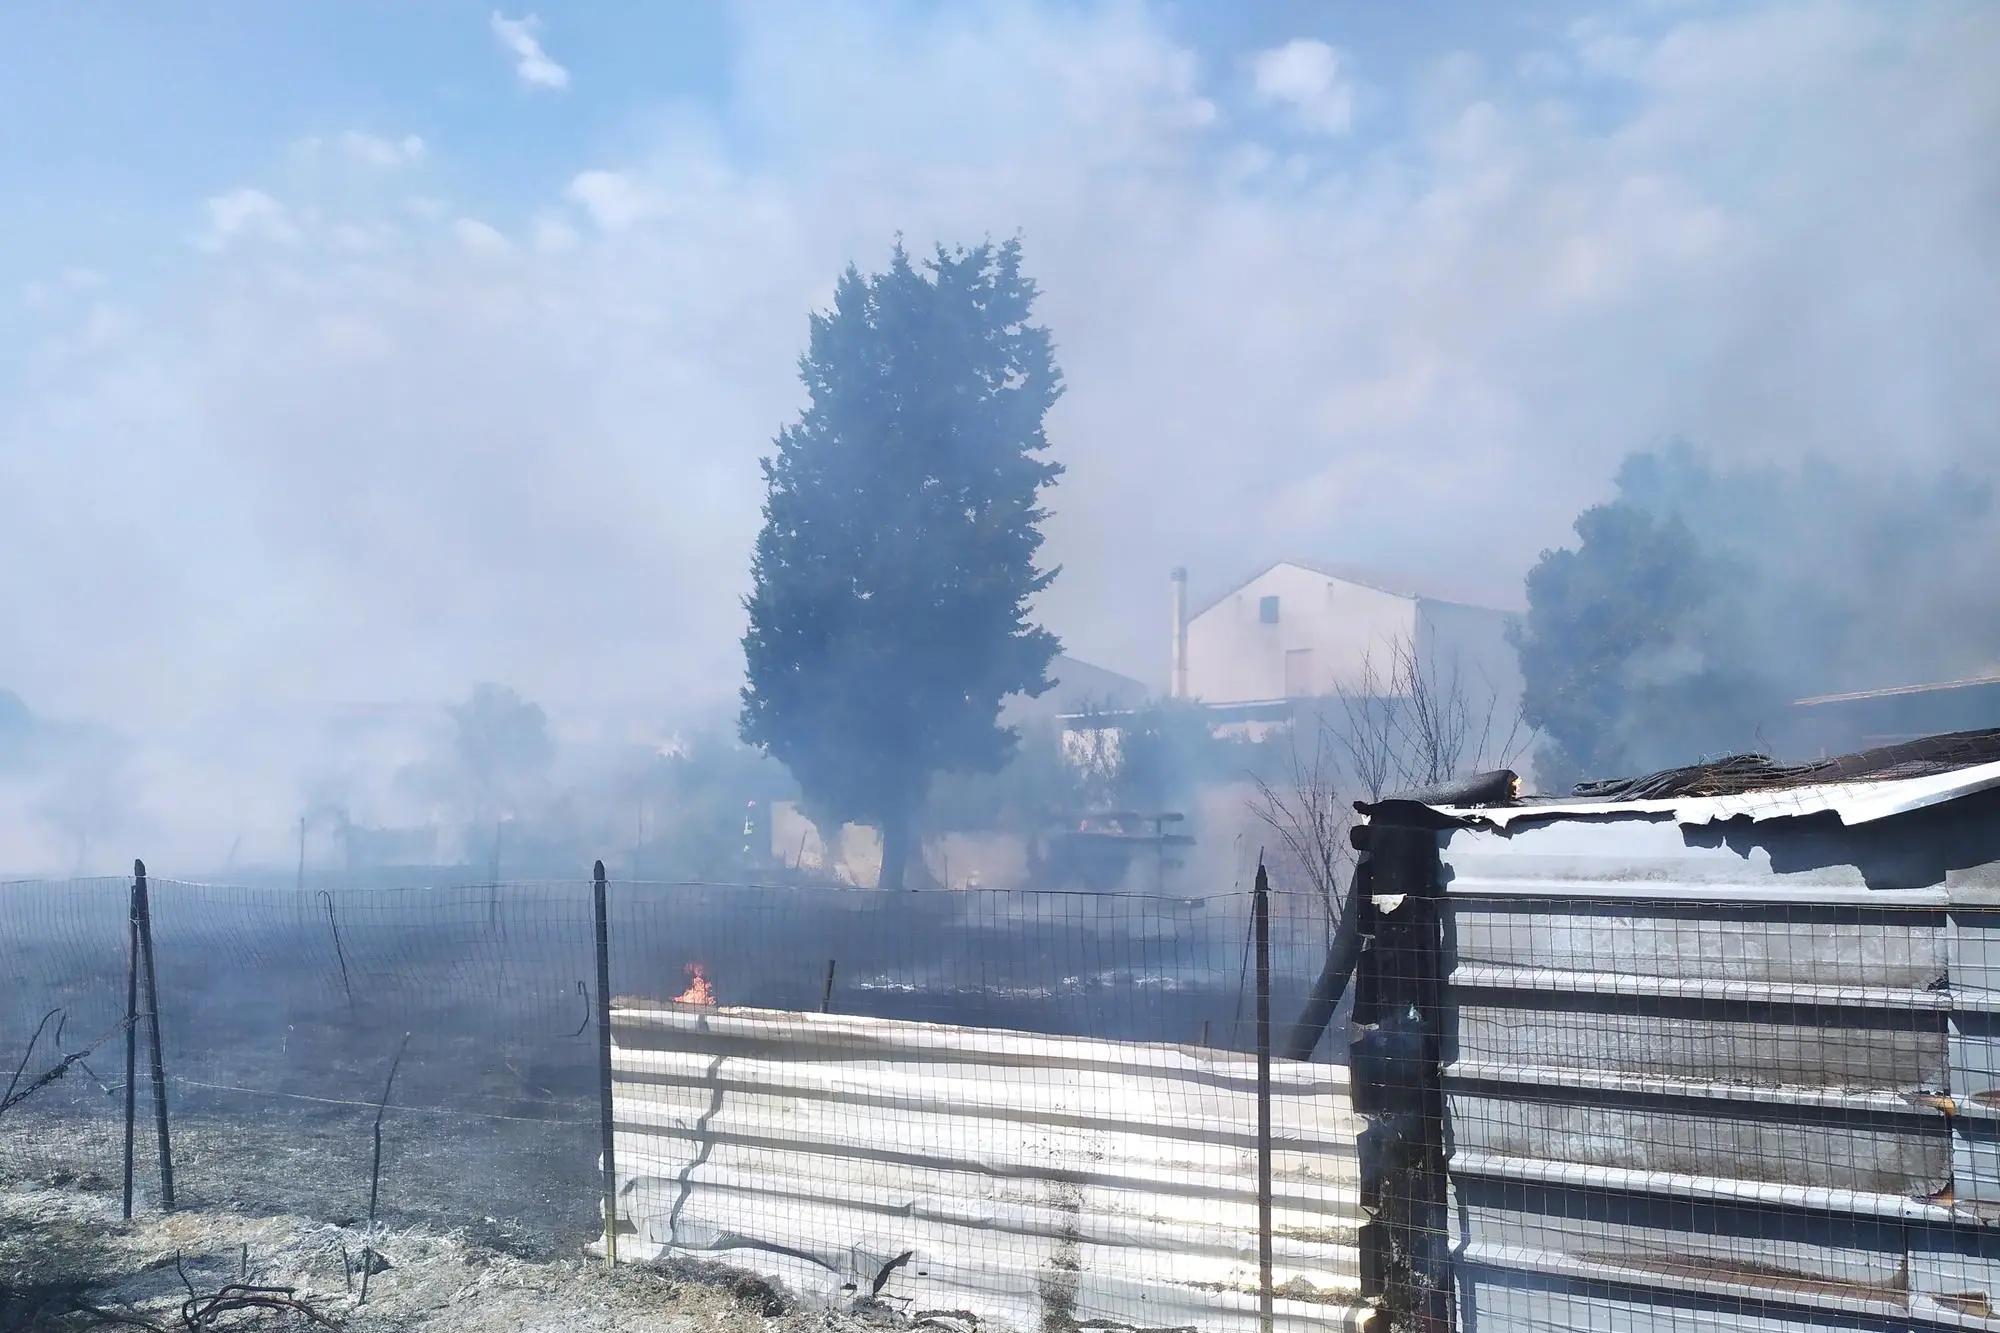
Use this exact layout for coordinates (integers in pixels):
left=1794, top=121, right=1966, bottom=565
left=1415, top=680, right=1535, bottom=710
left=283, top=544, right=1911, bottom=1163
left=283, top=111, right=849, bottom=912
left=1344, top=778, right=2000, bottom=1333
left=1427, top=894, right=1961, bottom=1333
left=1, top=871, right=1366, bottom=1332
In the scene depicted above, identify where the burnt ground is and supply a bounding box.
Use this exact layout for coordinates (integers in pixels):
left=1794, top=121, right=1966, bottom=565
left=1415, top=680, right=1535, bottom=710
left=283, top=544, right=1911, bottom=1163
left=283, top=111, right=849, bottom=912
left=0, top=1114, right=940, bottom=1332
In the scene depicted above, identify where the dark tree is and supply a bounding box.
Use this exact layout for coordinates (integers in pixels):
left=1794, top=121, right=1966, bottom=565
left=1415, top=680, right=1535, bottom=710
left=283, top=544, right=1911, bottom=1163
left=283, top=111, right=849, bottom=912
left=1511, top=501, right=1770, bottom=791
left=444, top=683, right=554, bottom=825
left=740, top=240, right=1065, bottom=889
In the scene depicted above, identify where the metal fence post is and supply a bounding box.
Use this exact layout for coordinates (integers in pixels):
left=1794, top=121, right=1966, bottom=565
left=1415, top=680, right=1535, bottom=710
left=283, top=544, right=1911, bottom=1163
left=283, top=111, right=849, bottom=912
left=122, top=871, right=140, bottom=1221
left=1254, top=862, right=1275, bottom=1333
left=593, top=859, right=618, bottom=1266
left=134, top=860, right=175, bottom=1211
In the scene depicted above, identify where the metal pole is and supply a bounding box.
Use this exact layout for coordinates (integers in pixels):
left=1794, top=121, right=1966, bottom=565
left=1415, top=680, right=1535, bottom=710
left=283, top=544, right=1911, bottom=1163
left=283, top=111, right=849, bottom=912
left=134, top=861, right=175, bottom=1210
left=122, top=873, right=140, bottom=1221
left=1254, top=860, right=1274, bottom=1333
left=488, top=821, right=505, bottom=929
left=821, top=959, right=837, bottom=1013
left=592, top=860, right=618, bottom=1266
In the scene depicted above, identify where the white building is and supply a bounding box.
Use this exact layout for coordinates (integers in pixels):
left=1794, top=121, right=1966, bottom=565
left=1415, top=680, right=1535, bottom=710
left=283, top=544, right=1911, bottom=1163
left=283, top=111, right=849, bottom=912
left=1173, top=559, right=1523, bottom=714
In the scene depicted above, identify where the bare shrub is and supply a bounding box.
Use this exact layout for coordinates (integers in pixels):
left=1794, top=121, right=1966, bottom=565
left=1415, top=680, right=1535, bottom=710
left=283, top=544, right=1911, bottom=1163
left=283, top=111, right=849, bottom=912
left=1254, top=634, right=1531, bottom=946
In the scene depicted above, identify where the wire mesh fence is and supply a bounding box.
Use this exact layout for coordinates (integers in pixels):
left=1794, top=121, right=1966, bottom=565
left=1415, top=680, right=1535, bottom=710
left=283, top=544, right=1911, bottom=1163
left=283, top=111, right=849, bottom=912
left=0, top=866, right=1367, bottom=1330
left=1360, top=777, right=2000, bottom=1333
left=16, top=802, right=1997, bottom=1333
left=15, top=788, right=1995, bottom=1332
left=1433, top=893, right=1969, bottom=1333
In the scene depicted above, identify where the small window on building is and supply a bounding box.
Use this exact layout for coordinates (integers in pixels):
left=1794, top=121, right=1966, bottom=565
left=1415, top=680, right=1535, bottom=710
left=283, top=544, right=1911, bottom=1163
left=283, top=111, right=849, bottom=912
left=1258, top=595, right=1280, bottom=624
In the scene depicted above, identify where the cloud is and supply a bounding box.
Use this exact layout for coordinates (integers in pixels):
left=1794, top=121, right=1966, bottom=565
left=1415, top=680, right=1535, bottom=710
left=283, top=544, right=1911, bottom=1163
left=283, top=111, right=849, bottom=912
left=5, top=0, right=2000, bottom=870
left=453, top=217, right=512, bottom=256
left=1251, top=38, right=1354, bottom=135
left=198, top=187, right=298, bottom=250
left=530, top=214, right=579, bottom=253
left=565, top=170, right=666, bottom=232
left=490, top=11, right=570, bottom=91
left=341, top=131, right=427, bottom=168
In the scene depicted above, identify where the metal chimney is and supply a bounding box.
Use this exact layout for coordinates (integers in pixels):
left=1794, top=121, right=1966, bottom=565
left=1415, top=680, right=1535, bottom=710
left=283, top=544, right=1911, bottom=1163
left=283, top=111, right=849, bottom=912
left=1171, top=568, right=1189, bottom=699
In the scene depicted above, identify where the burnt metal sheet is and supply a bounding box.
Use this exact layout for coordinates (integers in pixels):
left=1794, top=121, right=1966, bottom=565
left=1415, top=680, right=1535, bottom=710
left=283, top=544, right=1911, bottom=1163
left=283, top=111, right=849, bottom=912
left=1950, top=1013, right=2000, bottom=1124
left=1450, top=1092, right=1947, bottom=1195
left=1949, top=911, right=2000, bottom=992
left=1457, top=1248, right=1929, bottom=1332
left=1454, top=1174, right=1911, bottom=1287
left=1452, top=899, right=1946, bottom=986
left=1436, top=756, right=2000, bottom=830
left=1433, top=781, right=2000, bottom=1331
left=1452, top=1000, right=1948, bottom=1094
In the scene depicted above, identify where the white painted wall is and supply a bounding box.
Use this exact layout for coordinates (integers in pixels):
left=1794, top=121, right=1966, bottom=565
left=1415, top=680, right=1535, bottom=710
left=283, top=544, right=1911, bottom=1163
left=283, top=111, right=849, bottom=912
left=1185, top=564, right=1419, bottom=704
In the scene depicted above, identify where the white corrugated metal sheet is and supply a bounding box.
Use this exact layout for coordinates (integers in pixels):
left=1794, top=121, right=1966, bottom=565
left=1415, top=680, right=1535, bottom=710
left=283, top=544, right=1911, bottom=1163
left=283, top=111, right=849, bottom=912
left=609, top=1003, right=1372, bottom=1333
left=1427, top=777, right=2000, bottom=1331
left=1438, top=757, right=2000, bottom=829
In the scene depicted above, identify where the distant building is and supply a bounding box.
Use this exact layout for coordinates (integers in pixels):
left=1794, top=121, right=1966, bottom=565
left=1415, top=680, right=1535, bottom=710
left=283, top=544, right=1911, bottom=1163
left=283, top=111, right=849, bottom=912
left=999, top=654, right=1148, bottom=729
left=1173, top=559, right=1523, bottom=724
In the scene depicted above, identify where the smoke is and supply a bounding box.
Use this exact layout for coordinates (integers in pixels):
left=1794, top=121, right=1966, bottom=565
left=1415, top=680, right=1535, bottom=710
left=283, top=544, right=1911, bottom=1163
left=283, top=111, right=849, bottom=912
left=1518, top=443, right=2000, bottom=786
left=1617, top=446, right=2000, bottom=697
left=3, top=1, right=1998, bottom=863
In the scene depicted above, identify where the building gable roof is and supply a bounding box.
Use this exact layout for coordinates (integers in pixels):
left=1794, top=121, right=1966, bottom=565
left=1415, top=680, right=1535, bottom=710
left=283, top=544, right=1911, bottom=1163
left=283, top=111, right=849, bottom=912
left=1187, top=558, right=1523, bottom=621
left=999, top=653, right=1149, bottom=725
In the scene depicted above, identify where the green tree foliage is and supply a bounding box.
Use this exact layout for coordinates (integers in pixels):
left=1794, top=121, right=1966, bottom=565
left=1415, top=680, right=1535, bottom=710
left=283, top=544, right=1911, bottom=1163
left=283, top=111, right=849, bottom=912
left=740, top=240, right=1065, bottom=888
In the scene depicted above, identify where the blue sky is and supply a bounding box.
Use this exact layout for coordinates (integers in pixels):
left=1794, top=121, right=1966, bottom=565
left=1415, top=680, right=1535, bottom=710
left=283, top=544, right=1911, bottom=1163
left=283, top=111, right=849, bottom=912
left=3, top=1, right=1998, bottom=866
left=1, top=1, right=1604, bottom=299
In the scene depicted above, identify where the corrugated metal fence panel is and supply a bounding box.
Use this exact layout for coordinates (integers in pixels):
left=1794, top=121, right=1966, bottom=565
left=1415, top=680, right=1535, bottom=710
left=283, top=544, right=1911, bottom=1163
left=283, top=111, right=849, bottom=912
left=1436, top=808, right=2000, bottom=1332
left=610, top=1003, right=1372, bottom=1333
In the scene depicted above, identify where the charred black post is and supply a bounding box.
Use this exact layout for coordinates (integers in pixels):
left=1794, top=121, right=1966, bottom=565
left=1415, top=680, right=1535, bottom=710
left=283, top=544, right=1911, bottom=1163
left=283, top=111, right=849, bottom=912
left=1349, top=821, right=1452, bottom=1332
left=1253, top=860, right=1274, bottom=1333
left=592, top=859, right=618, bottom=1266
left=361, top=1032, right=410, bottom=1304
left=122, top=873, right=140, bottom=1221
left=821, top=958, right=837, bottom=1014
left=134, top=860, right=175, bottom=1211
left=318, top=890, right=355, bottom=1012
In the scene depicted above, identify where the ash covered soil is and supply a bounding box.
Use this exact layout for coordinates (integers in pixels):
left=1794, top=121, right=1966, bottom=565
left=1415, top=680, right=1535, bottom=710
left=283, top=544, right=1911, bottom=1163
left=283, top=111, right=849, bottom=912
left=0, top=1115, right=924, bottom=1333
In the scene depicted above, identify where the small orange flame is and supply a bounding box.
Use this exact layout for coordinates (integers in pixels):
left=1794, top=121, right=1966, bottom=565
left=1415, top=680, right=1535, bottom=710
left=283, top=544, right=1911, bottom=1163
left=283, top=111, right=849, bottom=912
left=673, top=962, right=716, bottom=1006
